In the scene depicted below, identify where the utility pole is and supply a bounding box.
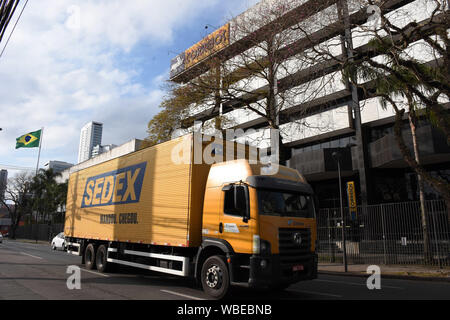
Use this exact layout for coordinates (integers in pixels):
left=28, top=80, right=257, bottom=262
left=337, top=0, right=369, bottom=207
left=333, top=150, right=348, bottom=272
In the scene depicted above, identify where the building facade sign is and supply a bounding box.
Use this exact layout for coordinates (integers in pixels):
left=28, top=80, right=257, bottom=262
left=170, top=52, right=186, bottom=79
left=171, top=23, right=230, bottom=79
left=347, top=181, right=357, bottom=220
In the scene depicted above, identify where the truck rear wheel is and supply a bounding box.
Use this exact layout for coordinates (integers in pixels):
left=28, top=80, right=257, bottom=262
left=84, top=244, right=96, bottom=270
left=95, top=245, right=109, bottom=273
left=201, top=255, right=230, bottom=300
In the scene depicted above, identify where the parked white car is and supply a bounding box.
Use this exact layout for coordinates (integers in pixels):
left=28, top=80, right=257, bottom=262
left=51, top=232, right=66, bottom=250
left=0, top=233, right=3, bottom=243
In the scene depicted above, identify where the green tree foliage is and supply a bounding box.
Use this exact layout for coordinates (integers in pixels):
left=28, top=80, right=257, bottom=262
left=31, top=169, right=67, bottom=224
left=143, top=94, right=187, bottom=147
left=143, top=80, right=231, bottom=148
left=344, top=1, right=450, bottom=217
left=0, top=169, right=68, bottom=238
left=0, top=172, right=34, bottom=239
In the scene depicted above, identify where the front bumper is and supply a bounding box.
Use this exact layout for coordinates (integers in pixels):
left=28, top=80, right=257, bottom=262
left=245, top=253, right=318, bottom=288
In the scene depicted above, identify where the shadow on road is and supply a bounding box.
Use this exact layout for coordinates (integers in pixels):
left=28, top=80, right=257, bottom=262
left=84, top=265, right=318, bottom=300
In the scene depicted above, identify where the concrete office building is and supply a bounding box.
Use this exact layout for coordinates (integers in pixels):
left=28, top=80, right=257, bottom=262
left=78, top=121, right=103, bottom=163
left=91, top=144, right=118, bottom=158
left=44, top=161, right=74, bottom=174
left=169, top=0, right=450, bottom=208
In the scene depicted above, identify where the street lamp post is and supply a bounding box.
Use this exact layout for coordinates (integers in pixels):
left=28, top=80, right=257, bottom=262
left=332, top=151, right=348, bottom=272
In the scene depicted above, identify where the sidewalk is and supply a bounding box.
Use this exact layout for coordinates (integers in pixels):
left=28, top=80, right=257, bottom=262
left=5, top=238, right=50, bottom=245
left=319, top=263, right=450, bottom=282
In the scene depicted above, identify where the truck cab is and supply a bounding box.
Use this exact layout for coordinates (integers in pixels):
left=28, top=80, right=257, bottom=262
left=198, top=159, right=317, bottom=298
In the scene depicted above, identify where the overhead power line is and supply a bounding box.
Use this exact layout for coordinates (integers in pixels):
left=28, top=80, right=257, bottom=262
left=0, top=0, right=20, bottom=42
left=0, top=0, right=28, bottom=59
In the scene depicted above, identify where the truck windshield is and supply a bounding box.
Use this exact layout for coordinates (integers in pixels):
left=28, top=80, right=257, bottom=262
left=257, top=189, right=315, bottom=218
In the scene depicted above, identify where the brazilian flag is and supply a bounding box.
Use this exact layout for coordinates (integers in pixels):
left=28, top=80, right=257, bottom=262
left=16, top=129, right=41, bottom=149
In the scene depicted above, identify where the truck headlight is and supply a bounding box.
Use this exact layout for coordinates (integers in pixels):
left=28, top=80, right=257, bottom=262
left=253, top=235, right=260, bottom=254
left=253, top=235, right=271, bottom=255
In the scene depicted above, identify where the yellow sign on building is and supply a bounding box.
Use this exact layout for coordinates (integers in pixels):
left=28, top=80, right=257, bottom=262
left=184, top=23, right=230, bottom=68
left=347, top=181, right=357, bottom=213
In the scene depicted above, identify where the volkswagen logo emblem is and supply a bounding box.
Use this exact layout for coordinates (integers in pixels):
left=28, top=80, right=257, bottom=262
left=293, top=233, right=302, bottom=246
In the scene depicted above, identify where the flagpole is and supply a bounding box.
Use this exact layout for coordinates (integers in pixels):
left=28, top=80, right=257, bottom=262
left=35, top=127, right=44, bottom=176
left=34, top=127, right=44, bottom=243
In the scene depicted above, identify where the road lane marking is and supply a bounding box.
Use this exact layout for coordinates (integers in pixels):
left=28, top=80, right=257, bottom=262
left=20, top=252, right=43, bottom=260
left=315, top=279, right=403, bottom=289
left=81, top=268, right=110, bottom=277
left=160, top=289, right=205, bottom=300
left=293, top=290, right=343, bottom=298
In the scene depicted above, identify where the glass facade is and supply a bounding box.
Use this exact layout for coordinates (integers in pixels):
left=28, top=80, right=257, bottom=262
left=292, top=135, right=356, bottom=155
left=289, top=121, right=450, bottom=208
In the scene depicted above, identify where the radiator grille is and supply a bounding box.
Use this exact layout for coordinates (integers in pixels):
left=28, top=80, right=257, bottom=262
left=279, top=228, right=311, bottom=264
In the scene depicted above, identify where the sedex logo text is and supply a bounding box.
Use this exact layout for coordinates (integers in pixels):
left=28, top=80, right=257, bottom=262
left=81, top=162, right=146, bottom=208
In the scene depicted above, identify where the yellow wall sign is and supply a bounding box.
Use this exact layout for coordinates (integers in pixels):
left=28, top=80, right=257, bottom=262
left=184, top=23, right=230, bottom=68
left=347, top=181, right=357, bottom=213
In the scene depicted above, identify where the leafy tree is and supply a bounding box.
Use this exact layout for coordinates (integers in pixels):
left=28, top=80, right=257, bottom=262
left=31, top=169, right=66, bottom=224
left=143, top=80, right=233, bottom=148
left=145, top=0, right=341, bottom=164
left=142, top=85, right=190, bottom=148
left=351, top=1, right=450, bottom=260
left=289, top=0, right=449, bottom=261
left=54, top=180, right=68, bottom=223
left=184, top=0, right=336, bottom=164
left=343, top=1, right=450, bottom=222
left=0, top=172, right=34, bottom=239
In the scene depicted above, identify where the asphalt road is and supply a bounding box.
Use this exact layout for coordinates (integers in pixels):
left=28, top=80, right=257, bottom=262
left=0, top=239, right=449, bottom=300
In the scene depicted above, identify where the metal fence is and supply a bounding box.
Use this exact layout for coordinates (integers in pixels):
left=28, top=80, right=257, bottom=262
left=317, top=200, right=450, bottom=267
left=14, top=223, right=64, bottom=242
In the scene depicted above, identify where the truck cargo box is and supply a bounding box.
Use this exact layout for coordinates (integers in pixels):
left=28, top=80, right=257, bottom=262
left=64, top=134, right=257, bottom=247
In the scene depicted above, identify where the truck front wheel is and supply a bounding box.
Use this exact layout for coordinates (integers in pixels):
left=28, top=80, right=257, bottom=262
left=84, top=244, right=96, bottom=270
left=201, top=255, right=230, bottom=300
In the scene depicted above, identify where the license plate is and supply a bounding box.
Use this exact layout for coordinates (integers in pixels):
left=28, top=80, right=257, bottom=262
left=293, top=265, right=304, bottom=271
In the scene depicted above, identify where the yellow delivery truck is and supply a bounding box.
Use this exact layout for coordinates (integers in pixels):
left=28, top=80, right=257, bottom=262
left=64, top=134, right=317, bottom=299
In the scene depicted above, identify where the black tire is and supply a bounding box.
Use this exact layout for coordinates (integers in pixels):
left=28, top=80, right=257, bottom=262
left=201, top=255, right=230, bottom=300
left=95, top=245, right=109, bottom=273
left=84, top=243, right=96, bottom=270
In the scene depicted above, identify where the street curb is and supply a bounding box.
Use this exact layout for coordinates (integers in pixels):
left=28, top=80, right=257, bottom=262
left=318, top=271, right=450, bottom=282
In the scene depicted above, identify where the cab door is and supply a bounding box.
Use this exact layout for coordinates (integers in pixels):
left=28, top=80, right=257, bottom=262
left=219, top=184, right=256, bottom=254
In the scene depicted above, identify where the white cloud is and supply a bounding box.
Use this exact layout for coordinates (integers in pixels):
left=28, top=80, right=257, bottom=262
left=0, top=0, right=225, bottom=169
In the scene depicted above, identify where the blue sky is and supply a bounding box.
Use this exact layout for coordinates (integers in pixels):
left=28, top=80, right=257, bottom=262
left=0, top=0, right=259, bottom=177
